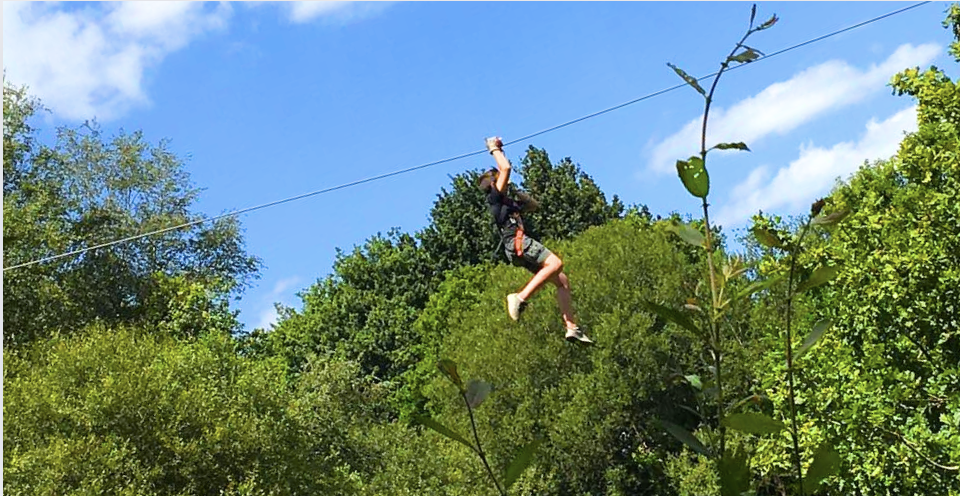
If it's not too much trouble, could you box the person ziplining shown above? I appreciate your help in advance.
[478,136,594,345]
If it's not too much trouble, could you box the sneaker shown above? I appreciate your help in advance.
[485,136,503,154]
[565,326,594,345]
[506,293,527,321]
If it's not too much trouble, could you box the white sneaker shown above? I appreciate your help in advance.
[565,326,594,345]
[506,293,527,321]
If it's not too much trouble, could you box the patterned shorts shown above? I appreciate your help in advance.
[504,235,552,274]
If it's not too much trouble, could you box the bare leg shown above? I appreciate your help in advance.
[517,253,563,301]
[550,271,577,330]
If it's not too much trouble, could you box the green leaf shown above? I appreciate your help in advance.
[795,265,839,293]
[728,394,766,412]
[465,379,492,408]
[711,142,751,152]
[503,438,542,489]
[678,404,704,419]
[751,226,783,249]
[437,359,464,391]
[802,443,840,493]
[719,445,751,496]
[676,156,710,198]
[667,63,706,96]
[661,420,712,458]
[642,301,702,335]
[811,209,851,226]
[795,319,832,360]
[666,222,706,248]
[685,374,703,390]
[729,48,761,64]
[413,416,477,454]
[758,14,779,30]
[732,274,784,303]
[722,412,786,435]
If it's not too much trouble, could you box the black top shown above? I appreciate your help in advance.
[486,188,523,244]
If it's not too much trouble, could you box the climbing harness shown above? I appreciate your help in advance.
[512,213,525,257]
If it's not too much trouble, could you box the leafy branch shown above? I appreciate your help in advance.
[414,359,540,495]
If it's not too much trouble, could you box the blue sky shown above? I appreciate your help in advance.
[4,1,952,331]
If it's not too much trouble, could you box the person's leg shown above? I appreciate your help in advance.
[550,270,593,344]
[506,241,558,321]
[517,253,563,301]
[548,271,577,330]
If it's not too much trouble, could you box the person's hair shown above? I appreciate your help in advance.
[516,191,540,212]
[477,168,498,192]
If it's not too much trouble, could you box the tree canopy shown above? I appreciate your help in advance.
[3,82,260,346]
[4,5,960,495]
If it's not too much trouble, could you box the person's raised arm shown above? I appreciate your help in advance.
[486,136,511,193]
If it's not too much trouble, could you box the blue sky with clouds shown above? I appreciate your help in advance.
[4,1,952,331]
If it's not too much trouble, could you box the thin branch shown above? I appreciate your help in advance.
[785,217,813,496]
[697,14,761,461]
[885,428,959,472]
[463,393,506,495]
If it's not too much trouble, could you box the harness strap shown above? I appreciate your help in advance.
[512,213,525,256]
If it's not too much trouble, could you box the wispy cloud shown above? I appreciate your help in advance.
[646,43,940,174]
[715,105,917,228]
[3,2,231,121]
[284,2,393,25]
[255,276,303,330]
[2,2,393,123]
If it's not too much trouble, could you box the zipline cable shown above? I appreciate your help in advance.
[2,1,932,273]
[503,1,932,146]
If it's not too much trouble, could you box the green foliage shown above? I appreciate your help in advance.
[418,170,501,272]
[262,146,625,389]
[746,9,960,493]
[722,413,786,435]
[664,451,720,496]
[718,445,751,496]
[659,8,782,494]
[667,63,707,96]
[513,146,625,242]
[418,146,623,274]
[810,11,960,490]
[7,6,960,496]
[3,325,385,495]
[256,229,432,381]
[403,220,703,494]
[3,83,260,347]
[676,156,710,198]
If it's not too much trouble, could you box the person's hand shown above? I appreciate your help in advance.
[485,136,503,153]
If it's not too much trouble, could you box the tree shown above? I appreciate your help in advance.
[396,220,706,495]
[3,83,260,346]
[418,146,625,275]
[3,324,385,495]
[259,229,433,381]
[263,146,626,385]
[418,170,501,274]
[514,146,625,242]
[746,6,960,493]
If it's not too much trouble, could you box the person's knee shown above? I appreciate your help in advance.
[546,254,563,271]
[558,272,570,289]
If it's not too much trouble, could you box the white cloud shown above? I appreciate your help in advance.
[288,2,350,23]
[3,2,231,121]
[3,2,393,122]
[285,2,392,24]
[714,105,917,228]
[256,306,281,332]
[255,276,303,330]
[647,43,940,174]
